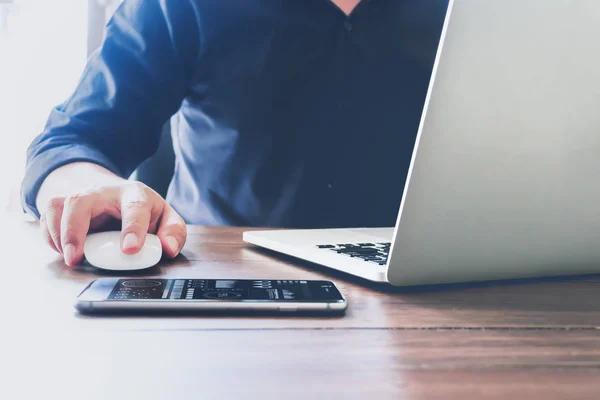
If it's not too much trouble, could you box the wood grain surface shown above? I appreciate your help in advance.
[2,220,599,399]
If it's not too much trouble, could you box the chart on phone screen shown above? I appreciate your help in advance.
[107,279,314,301]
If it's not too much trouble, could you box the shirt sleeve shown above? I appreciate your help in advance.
[20,0,200,218]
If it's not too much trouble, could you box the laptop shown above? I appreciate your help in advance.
[243,0,600,286]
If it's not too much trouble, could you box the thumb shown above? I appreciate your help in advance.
[156,204,187,258]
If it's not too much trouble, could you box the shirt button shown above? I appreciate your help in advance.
[344,20,352,31]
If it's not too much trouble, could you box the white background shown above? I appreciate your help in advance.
[0,0,121,215]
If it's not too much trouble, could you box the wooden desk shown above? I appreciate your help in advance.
[2,220,600,399]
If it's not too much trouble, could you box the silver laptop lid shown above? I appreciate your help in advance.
[388,0,600,286]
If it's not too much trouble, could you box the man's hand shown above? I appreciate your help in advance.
[38,181,187,267]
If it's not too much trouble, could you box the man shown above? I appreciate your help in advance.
[21,0,448,266]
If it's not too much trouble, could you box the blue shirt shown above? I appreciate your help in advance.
[21,0,448,228]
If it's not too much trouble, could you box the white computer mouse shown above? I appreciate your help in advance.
[83,231,162,271]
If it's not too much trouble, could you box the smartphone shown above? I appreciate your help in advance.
[75,278,347,314]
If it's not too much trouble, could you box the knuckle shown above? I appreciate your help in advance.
[45,197,65,213]
[84,182,108,193]
[123,182,154,203]
[63,192,90,208]
[128,181,152,195]
[126,199,150,210]
[135,182,160,201]
[122,219,148,232]
[131,181,149,190]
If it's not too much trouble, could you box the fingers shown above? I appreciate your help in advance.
[39,181,178,265]
[60,193,97,266]
[40,211,58,253]
[120,183,162,254]
[43,197,65,254]
[156,204,187,258]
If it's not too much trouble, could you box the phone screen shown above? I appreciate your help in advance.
[106,279,344,303]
